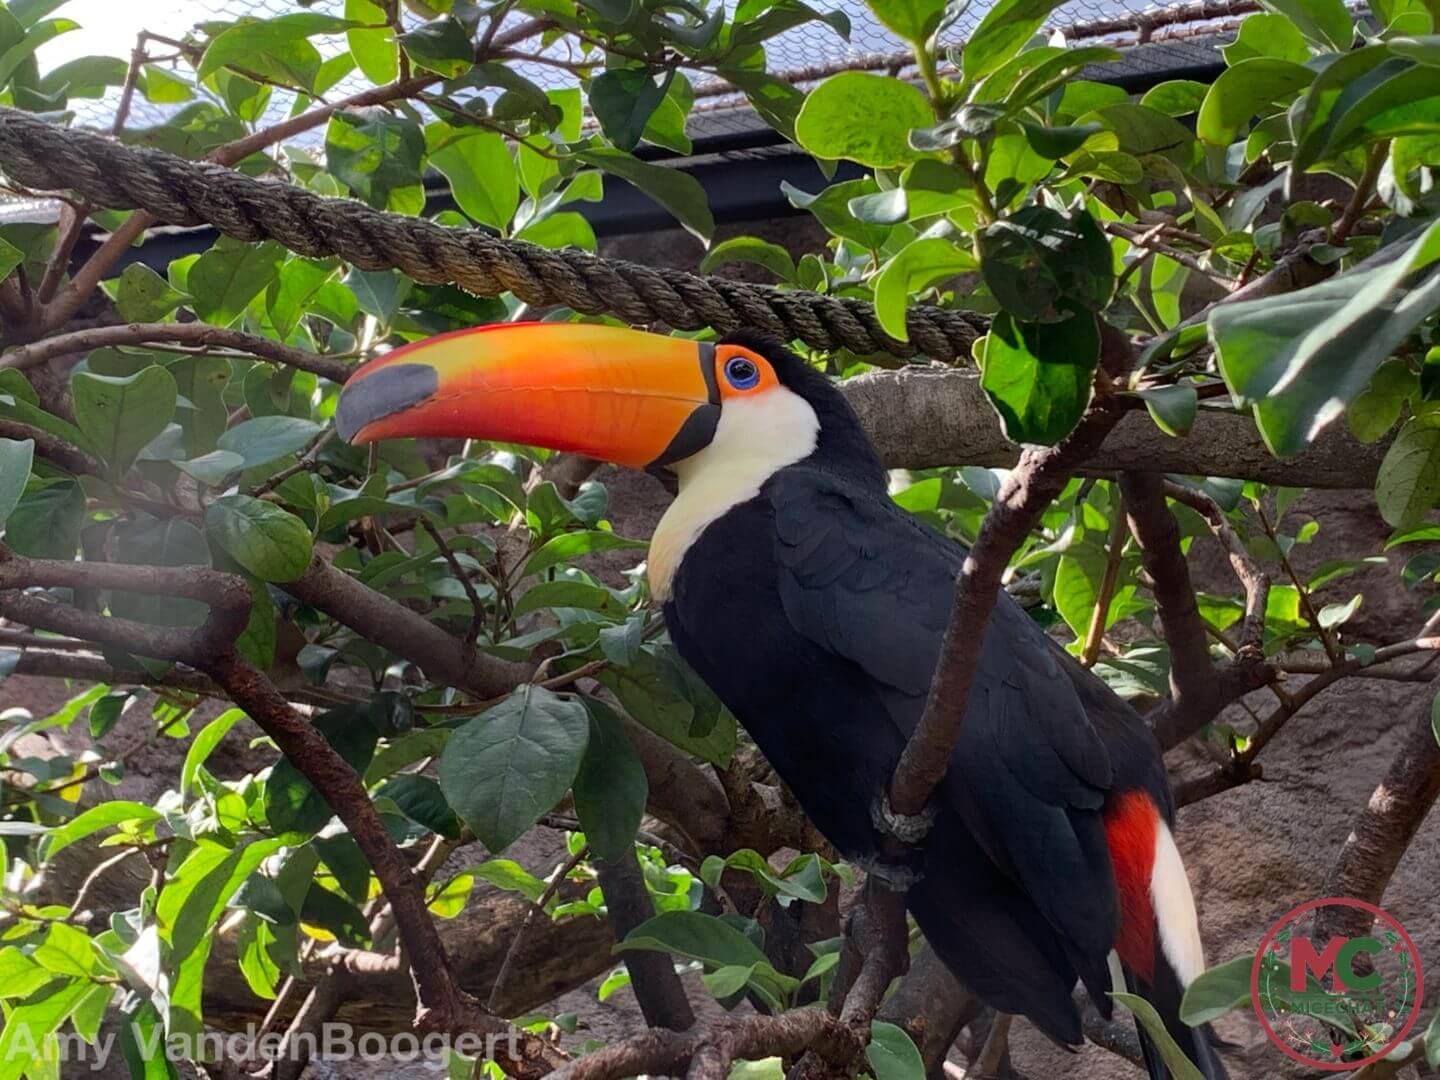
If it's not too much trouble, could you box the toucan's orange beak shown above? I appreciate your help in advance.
[334,323,719,470]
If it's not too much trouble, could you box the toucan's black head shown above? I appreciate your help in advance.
[333,322,886,490]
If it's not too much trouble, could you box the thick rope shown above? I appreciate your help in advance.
[0,108,985,362]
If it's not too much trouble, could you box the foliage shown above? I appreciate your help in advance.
[0,0,1438,1074]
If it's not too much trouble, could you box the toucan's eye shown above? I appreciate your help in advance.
[724,356,760,390]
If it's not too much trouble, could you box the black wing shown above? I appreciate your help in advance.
[770,468,1119,980]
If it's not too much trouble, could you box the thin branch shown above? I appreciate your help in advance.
[280,553,531,699]
[0,419,99,476]
[488,845,588,1013]
[1081,494,1127,667]
[888,326,1131,822]
[1161,482,1269,650]
[1333,142,1386,243]
[973,1012,1013,1079]
[1104,222,1237,288]
[252,429,336,497]
[552,1009,844,1080]
[419,517,487,648]
[1256,499,1340,663]
[1,322,353,384]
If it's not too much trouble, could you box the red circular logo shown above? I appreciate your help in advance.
[1251,898,1423,1070]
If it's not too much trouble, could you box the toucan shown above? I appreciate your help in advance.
[334,323,1226,1079]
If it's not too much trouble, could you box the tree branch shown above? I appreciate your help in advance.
[889,327,1131,820]
[281,552,530,699]
[1313,672,1440,943]
[201,651,566,1079]
[839,368,1386,489]
[0,322,353,384]
[0,418,101,475]
[595,850,696,1031]
[1123,474,1277,750]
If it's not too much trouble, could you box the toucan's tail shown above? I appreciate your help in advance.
[1105,791,1228,1080]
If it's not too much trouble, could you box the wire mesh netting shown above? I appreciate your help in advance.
[51,0,1266,135]
[2,0,1277,222]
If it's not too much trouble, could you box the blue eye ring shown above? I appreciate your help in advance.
[723,355,761,390]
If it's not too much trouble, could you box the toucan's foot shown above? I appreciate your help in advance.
[871,792,936,845]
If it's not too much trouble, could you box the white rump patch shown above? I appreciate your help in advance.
[1151,821,1206,986]
[648,387,818,602]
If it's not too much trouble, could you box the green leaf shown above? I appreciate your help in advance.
[266,257,337,341]
[590,68,672,152]
[0,978,93,1080]
[0,236,20,282]
[617,909,769,967]
[346,0,397,84]
[398,17,473,78]
[872,238,978,341]
[109,517,212,628]
[206,495,314,582]
[721,66,806,142]
[867,1021,925,1080]
[593,649,735,766]
[189,238,285,328]
[523,529,648,576]
[3,479,84,559]
[516,212,597,252]
[0,16,77,90]
[115,263,186,323]
[1375,414,1440,528]
[1258,0,1354,51]
[796,72,931,167]
[71,366,177,473]
[1136,385,1198,437]
[326,108,426,214]
[866,0,945,43]
[576,148,714,243]
[1222,13,1309,65]
[217,415,322,468]
[698,236,796,283]
[848,187,908,224]
[437,685,590,852]
[979,206,1114,321]
[198,14,355,90]
[1179,954,1254,1025]
[981,310,1098,446]
[182,708,246,796]
[1350,358,1416,443]
[1295,55,1440,172]
[963,0,1068,80]
[572,698,647,862]
[40,800,161,860]
[1019,120,1103,159]
[1111,993,1206,1080]
[1211,219,1440,456]
[425,124,519,230]
[1140,80,1209,117]
[157,836,286,1037]
[0,437,32,527]
[1197,58,1314,146]
[782,178,892,248]
[1089,103,1202,171]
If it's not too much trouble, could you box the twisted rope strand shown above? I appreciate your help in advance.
[0,107,984,362]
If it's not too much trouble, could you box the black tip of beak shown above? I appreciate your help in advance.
[334,363,440,443]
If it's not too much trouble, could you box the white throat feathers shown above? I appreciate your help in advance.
[647,387,819,602]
